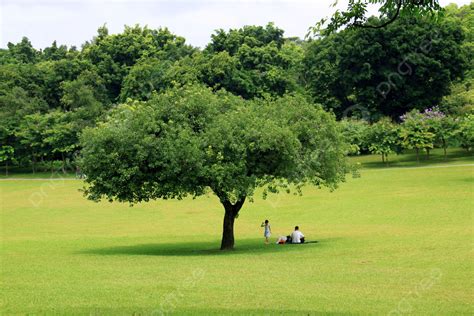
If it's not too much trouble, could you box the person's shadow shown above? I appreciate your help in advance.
[79,238,328,257]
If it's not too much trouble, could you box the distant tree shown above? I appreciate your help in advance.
[303,14,466,118]
[37,56,99,109]
[339,118,370,155]
[163,51,257,98]
[15,110,80,174]
[137,33,306,101]
[0,62,48,101]
[16,113,49,173]
[79,85,348,250]
[120,58,173,101]
[203,24,304,99]
[6,37,38,63]
[400,110,435,161]
[441,3,474,115]
[151,53,203,91]
[445,3,473,75]
[0,145,15,176]
[441,80,474,115]
[42,111,78,173]
[365,118,399,164]
[423,107,457,159]
[42,41,68,61]
[197,51,250,96]
[207,23,284,54]
[60,72,105,112]
[83,25,195,101]
[0,86,48,163]
[456,114,474,151]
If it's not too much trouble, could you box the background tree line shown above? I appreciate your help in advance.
[341,107,474,164]
[0,3,472,175]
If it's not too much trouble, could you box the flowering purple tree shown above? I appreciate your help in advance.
[400,107,458,160]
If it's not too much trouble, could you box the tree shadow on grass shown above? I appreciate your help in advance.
[79,238,338,257]
[183,308,354,315]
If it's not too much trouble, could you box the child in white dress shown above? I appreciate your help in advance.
[261,219,271,244]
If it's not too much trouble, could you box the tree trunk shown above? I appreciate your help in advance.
[5,160,8,176]
[32,154,36,174]
[426,148,430,159]
[220,197,246,250]
[415,148,419,162]
[442,139,447,160]
[61,152,66,174]
[381,153,385,163]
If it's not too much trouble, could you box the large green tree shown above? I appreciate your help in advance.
[304,14,466,119]
[199,23,304,99]
[83,25,195,101]
[79,85,348,250]
[159,23,304,99]
[120,28,306,102]
[441,3,473,114]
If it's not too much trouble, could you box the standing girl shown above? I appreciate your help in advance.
[261,219,271,244]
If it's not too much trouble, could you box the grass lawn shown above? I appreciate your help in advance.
[1,149,473,314]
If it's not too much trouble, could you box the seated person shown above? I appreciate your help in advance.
[290,226,305,243]
[276,236,287,244]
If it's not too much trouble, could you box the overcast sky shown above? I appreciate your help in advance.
[1,0,471,49]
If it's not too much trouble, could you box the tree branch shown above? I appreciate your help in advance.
[353,0,403,29]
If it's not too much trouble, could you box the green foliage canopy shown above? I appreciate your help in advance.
[365,117,400,163]
[304,14,466,119]
[400,109,436,160]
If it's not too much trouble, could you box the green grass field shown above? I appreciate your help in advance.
[1,149,473,315]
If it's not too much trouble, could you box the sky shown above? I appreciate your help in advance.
[0,0,471,49]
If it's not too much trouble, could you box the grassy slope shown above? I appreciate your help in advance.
[1,149,473,315]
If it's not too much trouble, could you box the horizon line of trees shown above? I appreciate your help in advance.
[0,3,472,175]
[341,107,474,164]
